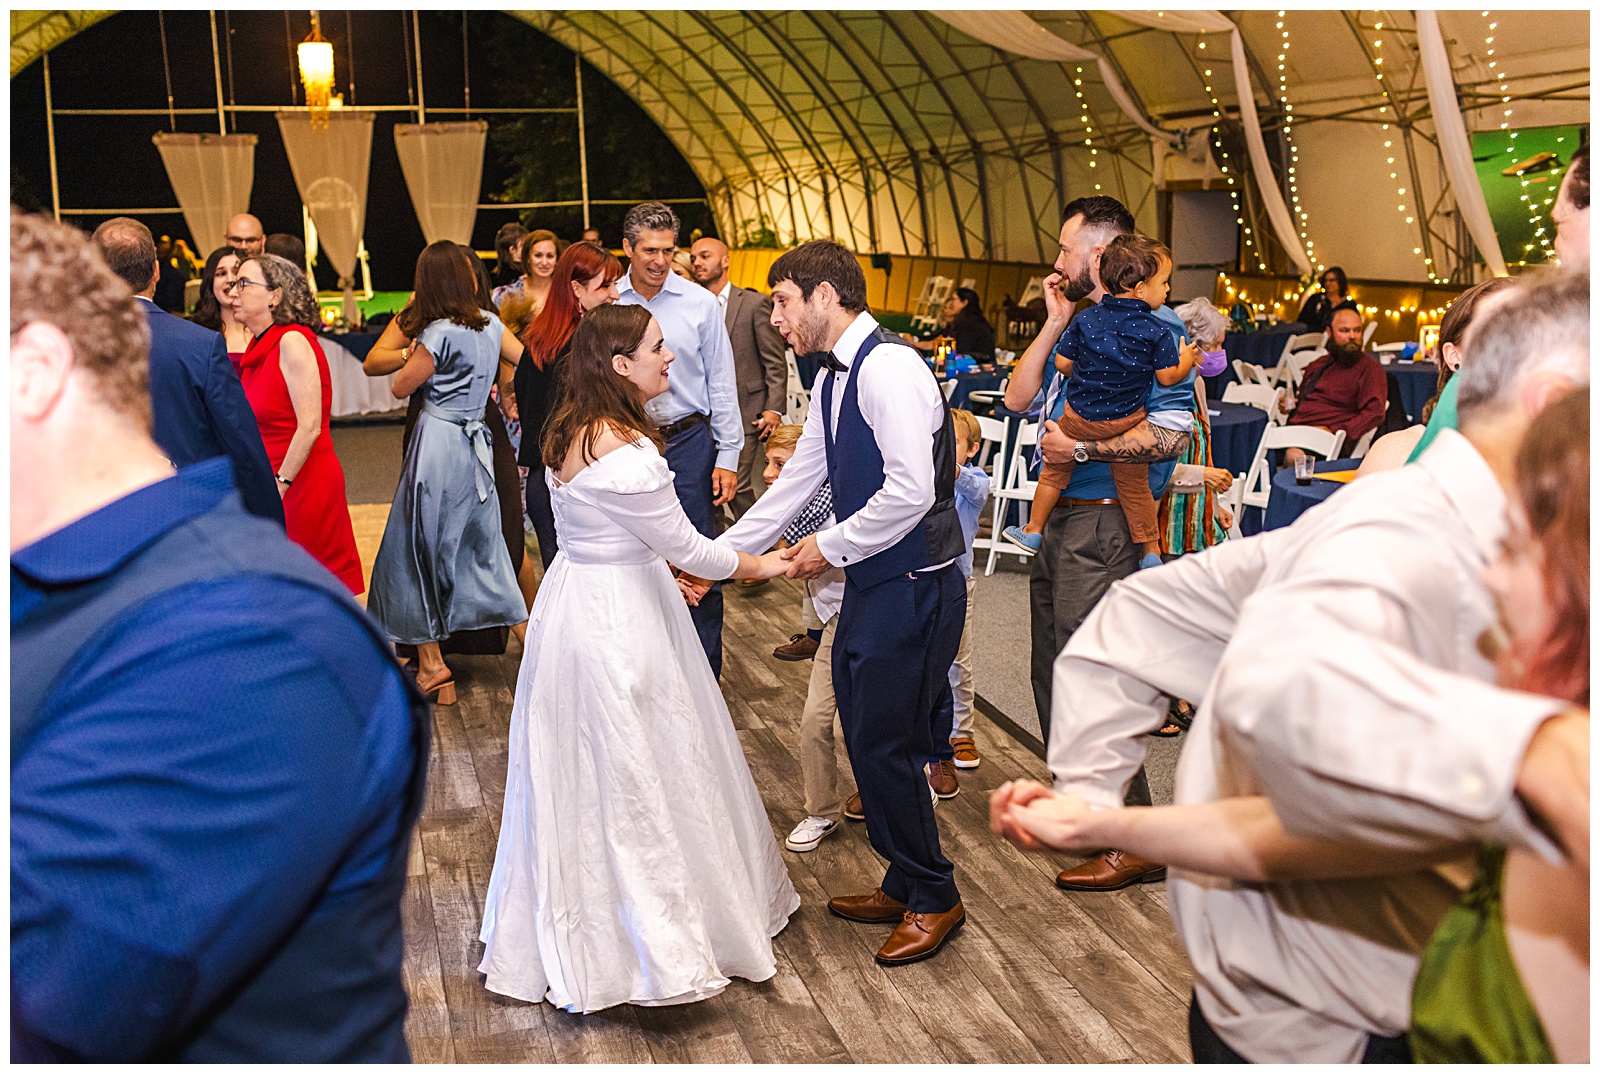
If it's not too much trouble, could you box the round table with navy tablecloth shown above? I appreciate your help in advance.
[1206,401,1270,477]
[1262,458,1362,530]
[1385,360,1441,424]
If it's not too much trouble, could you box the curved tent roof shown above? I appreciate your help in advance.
[12,9,1589,281]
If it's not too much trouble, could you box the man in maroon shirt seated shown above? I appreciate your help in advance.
[1279,306,1386,463]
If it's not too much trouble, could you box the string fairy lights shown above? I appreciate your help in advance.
[1273,11,1317,270]
[1071,67,1103,193]
[1193,43,1267,272]
[1360,12,1443,284]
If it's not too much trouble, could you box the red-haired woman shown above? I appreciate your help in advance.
[514,240,623,566]
[995,388,1591,1062]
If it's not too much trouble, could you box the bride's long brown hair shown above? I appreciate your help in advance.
[541,303,664,469]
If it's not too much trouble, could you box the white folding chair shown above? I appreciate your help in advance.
[941,378,958,401]
[783,348,810,425]
[984,420,1040,576]
[969,415,1012,563]
[1218,473,1247,541]
[1269,331,1328,386]
[1279,346,1326,390]
[1221,382,1278,412]
[1361,320,1378,348]
[1349,427,1377,459]
[1238,424,1347,516]
[1233,360,1269,386]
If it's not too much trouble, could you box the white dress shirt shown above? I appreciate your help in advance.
[712,279,731,311]
[617,270,744,471]
[718,311,946,571]
[1046,428,1563,1063]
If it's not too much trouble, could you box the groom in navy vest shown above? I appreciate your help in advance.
[718,241,968,965]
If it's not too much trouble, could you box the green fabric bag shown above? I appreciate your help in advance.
[1409,846,1556,1063]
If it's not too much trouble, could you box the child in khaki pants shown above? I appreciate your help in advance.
[1003,234,1198,569]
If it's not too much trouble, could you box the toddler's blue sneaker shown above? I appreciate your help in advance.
[1140,552,1165,570]
[1002,526,1042,554]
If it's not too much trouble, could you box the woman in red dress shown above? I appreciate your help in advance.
[231,254,365,594]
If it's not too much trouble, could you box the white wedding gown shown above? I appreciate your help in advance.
[479,439,799,1013]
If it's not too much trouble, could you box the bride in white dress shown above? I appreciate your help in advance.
[479,304,799,1013]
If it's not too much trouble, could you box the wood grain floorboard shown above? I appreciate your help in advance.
[398,566,1194,1062]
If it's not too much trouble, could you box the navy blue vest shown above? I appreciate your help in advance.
[820,325,966,589]
[12,494,429,1063]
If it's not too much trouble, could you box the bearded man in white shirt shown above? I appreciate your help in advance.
[993,267,1589,1063]
[719,240,969,967]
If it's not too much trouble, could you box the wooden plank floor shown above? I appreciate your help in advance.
[399,572,1193,1063]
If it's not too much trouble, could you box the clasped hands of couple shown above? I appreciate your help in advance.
[674,533,835,606]
[989,779,1111,856]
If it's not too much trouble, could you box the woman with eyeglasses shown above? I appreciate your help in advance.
[189,246,251,372]
[1295,266,1357,335]
[232,254,364,595]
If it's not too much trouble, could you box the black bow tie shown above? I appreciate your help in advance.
[813,352,848,374]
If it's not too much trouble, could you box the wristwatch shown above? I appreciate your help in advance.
[1073,441,1090,464]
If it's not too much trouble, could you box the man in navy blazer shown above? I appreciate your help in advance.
[91,218,284,525]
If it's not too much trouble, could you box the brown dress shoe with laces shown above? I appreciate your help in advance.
[926,759,960,799]
[772,633,819,661]
[1054,850,1167,891]
[827,888,908,923]
[875,903,966,965]
[843,792,865,821]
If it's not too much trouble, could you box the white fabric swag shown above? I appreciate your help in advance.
[277,110,375,321]
[394,121,488,247]
[1416,11,1508,277]
[1109,11,1314,278]
[151,132,257,255]
[932,11,1179,146]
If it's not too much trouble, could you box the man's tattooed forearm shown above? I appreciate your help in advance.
[1082,425,1191,463]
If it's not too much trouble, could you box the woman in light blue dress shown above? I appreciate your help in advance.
[368,242,529,703]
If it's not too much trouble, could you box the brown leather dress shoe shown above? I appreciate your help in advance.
[772,633,819,661]
[843,792,865,821]
[926,759,960,799]
[875,904,966,965]
[1054,850,1167,891]
[739,576,770,589]
[827,887,908,923]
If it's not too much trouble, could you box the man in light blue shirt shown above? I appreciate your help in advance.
[617,201,743,677]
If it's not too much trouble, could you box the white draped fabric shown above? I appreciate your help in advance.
[1416,11,1508,277]
[932,11,1180,146]
[151,132,256,255]
[1111,11,1313,277]
[393,121,488,247]
[277,111,375,321]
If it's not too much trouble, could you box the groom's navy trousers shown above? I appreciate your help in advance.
[663,417,724,678]
[834,563,967,915]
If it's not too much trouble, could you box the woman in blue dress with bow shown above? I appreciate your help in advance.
[368,242,529,703]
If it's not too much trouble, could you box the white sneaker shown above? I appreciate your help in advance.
[784,815,840,853]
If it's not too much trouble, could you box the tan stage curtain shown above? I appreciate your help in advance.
[277,110,375,320]
[394,121,488,247]
[151,132,257,255]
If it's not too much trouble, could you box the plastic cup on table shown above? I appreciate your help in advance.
[1294,455,1316,486]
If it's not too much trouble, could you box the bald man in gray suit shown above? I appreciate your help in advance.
[690,237,789,520]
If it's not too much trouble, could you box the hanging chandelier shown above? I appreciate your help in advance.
[297,11,336,129]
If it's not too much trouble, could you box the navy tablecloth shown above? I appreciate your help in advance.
[1262,458,1362,531]
[947,370,1005,410]
[320,331,381,363]
[1206,401,1269,477]
[1386,360,1440,424]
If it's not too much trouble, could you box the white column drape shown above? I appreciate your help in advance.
[151,132,256,255]
[276,110,375,321]
[1112,10,1313,277]
[393,121,489,246]
[1416,11,1508,277]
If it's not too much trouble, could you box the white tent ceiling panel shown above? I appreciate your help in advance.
[14,9,1587,278]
